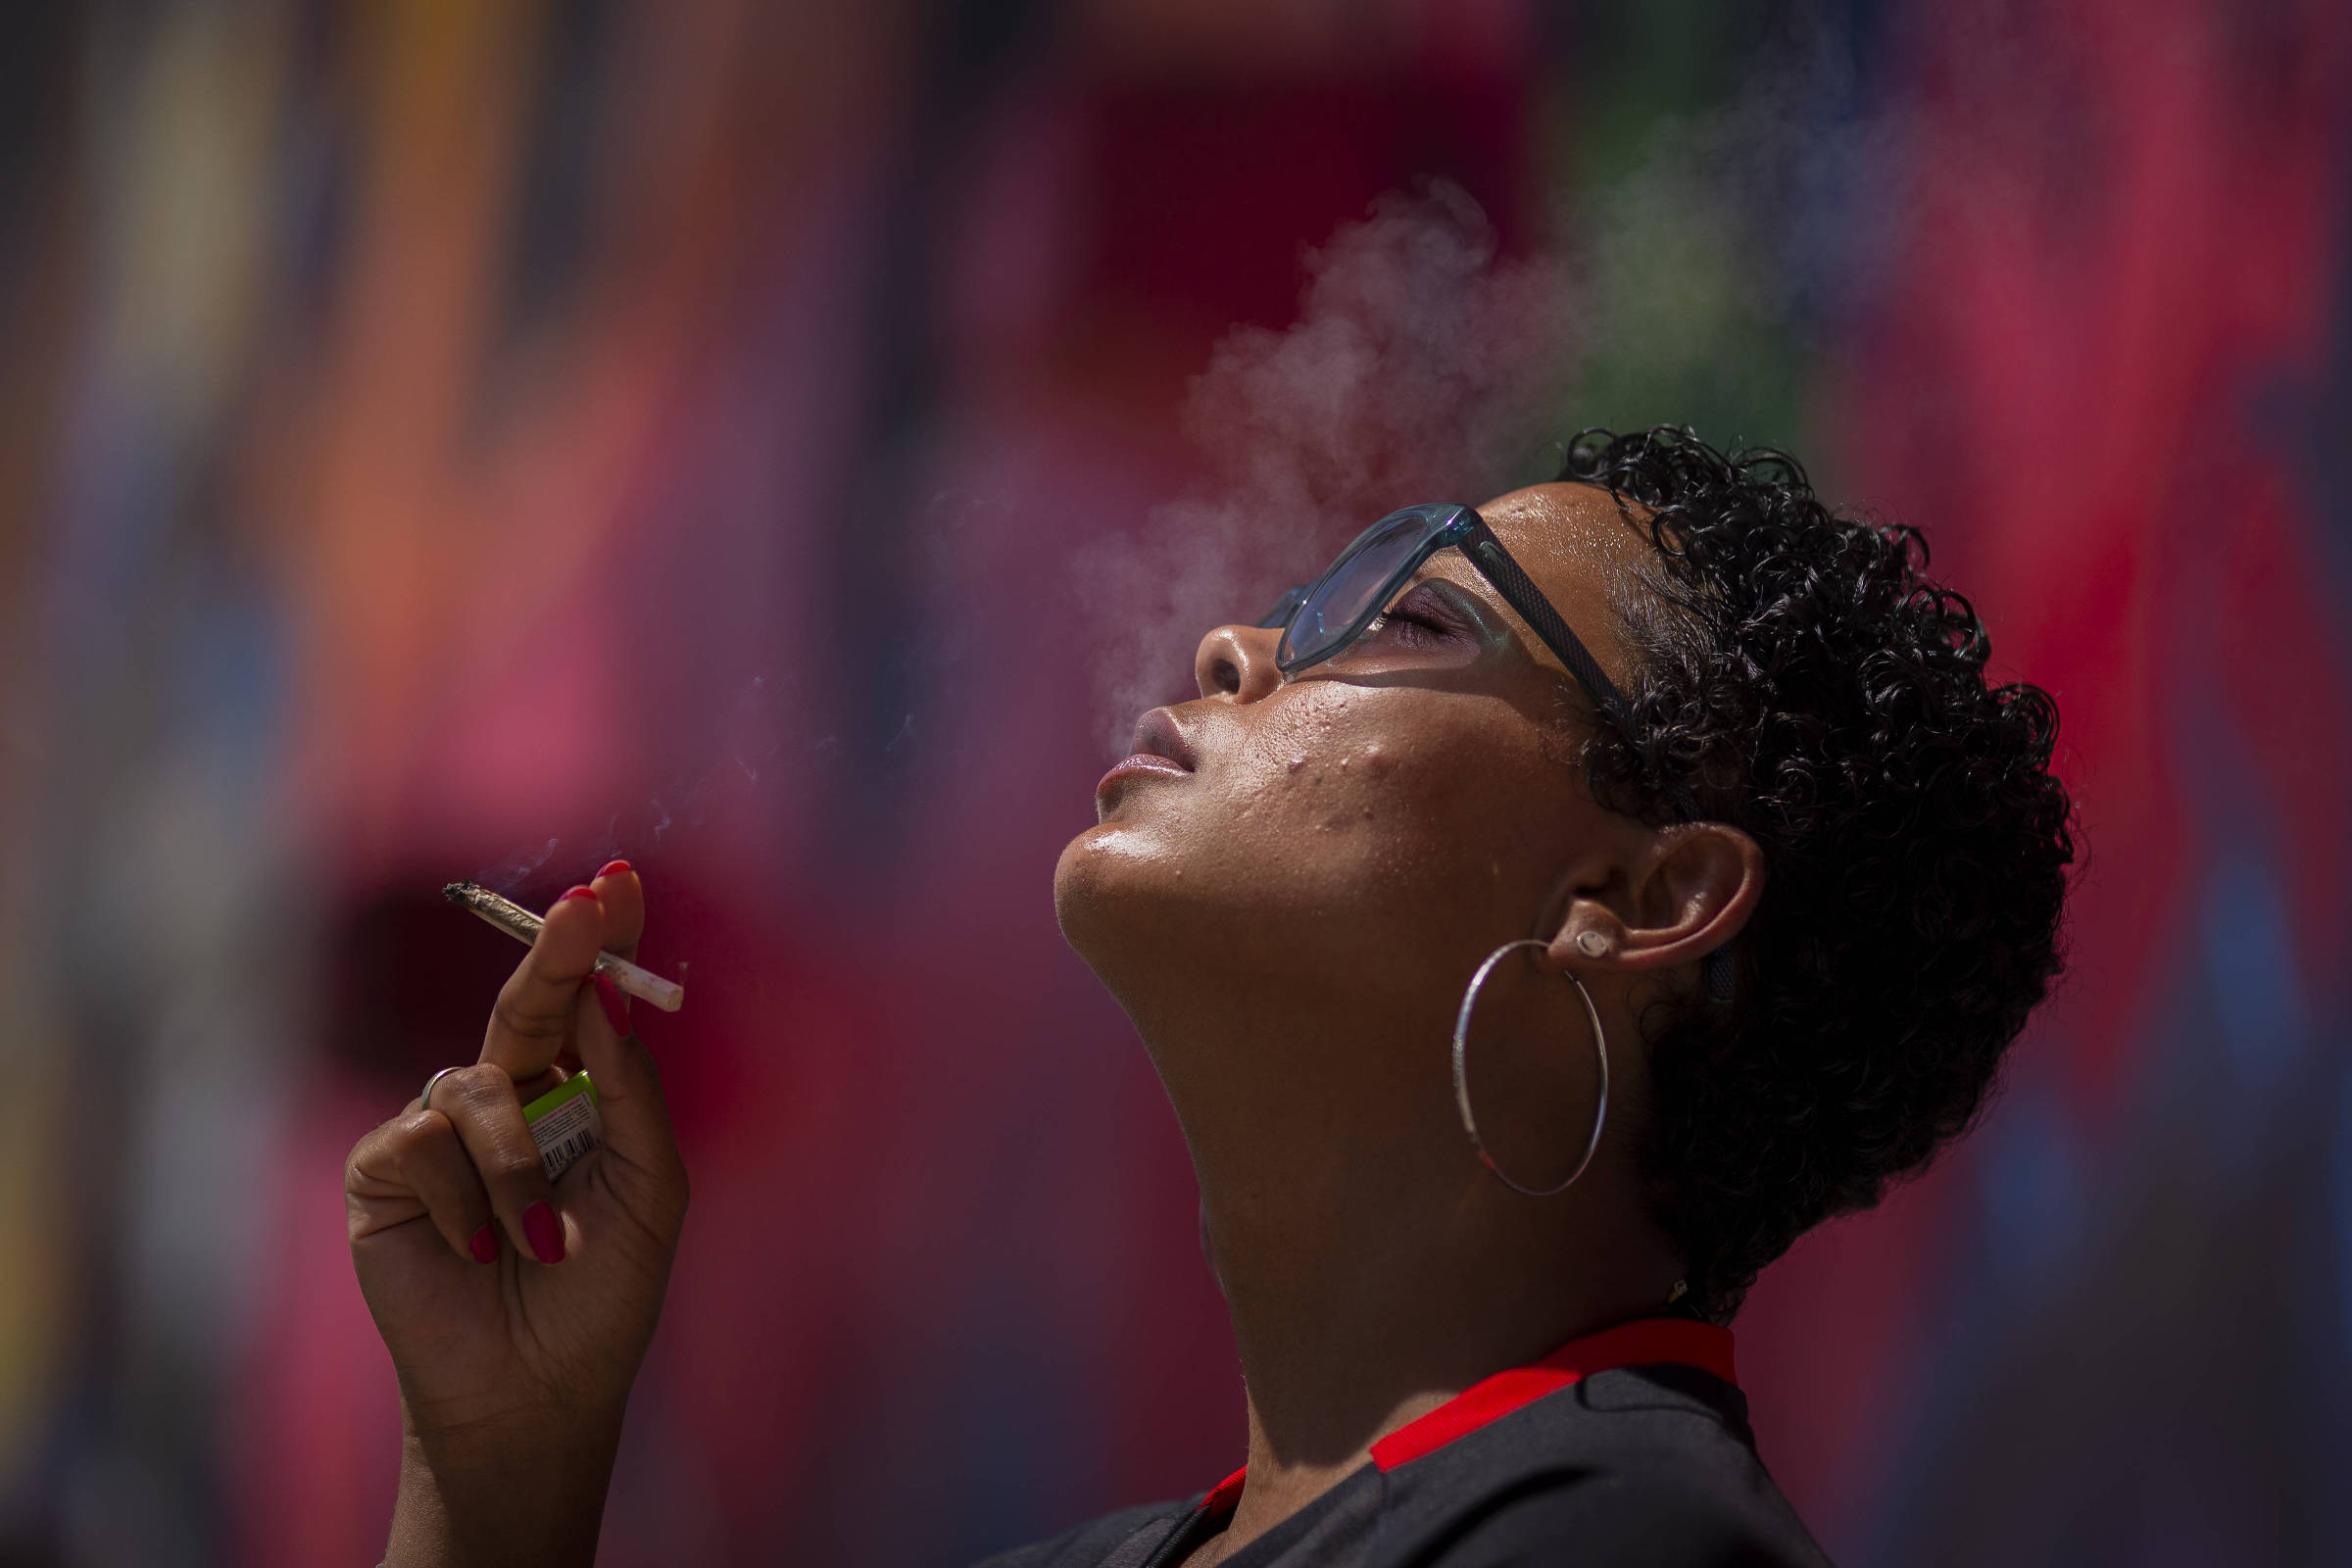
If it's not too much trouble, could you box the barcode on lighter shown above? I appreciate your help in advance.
[522,1073,605,1184]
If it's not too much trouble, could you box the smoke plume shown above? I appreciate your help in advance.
[1076,181,1581,755]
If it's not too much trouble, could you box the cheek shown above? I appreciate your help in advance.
[1205,686,1564,914]
[1055,683,1578,966]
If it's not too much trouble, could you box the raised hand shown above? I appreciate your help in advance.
[346,862,687,1568]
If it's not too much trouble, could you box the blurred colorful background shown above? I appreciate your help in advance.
[4,1,2350,1563]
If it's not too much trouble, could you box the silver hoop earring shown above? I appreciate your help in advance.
[1451,938,1610,1198]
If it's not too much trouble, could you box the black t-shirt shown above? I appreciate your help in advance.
[977,1319,1831,1568]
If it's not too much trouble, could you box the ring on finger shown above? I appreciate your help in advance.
[420,1065,464,1111]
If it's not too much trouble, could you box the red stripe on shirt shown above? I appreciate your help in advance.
[1370,1318,1736,1472]
[1195,1316,1736,1524]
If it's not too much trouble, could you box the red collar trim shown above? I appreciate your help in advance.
[1200,1465,1250,1519]
[1370,1317,1735,1472]
[1196,1316,1736,1520]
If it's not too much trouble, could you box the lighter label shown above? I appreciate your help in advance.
[521,1072,604,1184]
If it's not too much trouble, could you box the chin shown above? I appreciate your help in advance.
[1052,811,1237,993]
[1053,818,1151,966]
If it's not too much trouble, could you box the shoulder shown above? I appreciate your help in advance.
[1387,1366,1833,1567]
[969,1496,1195,1568]
[1430,1468,1831,1568]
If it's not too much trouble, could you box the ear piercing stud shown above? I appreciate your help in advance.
[1574,930,1610,958]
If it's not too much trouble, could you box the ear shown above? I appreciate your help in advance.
[1545,822,1766,975]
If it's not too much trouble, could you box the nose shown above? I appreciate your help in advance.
[1196,623,1285,703]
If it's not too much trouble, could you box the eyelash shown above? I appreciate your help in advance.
[1371,599,1451,646]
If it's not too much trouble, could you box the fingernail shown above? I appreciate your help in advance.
[524,1201,565,1265]
[469,1224,499,1264]
[594,972,631,1037]
[597,858,631,879]
[561,885,597,904]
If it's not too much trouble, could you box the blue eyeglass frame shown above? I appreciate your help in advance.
[1253,503,1632,727]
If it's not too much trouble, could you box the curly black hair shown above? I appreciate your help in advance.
[1555,426,2075,1320]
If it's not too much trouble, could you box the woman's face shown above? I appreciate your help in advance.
[1054,482,1661,1083]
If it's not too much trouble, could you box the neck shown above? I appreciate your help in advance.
[1145,1003,1684,1561]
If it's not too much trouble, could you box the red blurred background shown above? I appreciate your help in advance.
[3,2,2350,1563]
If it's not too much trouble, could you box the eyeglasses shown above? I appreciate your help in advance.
[1254,503,1631,726]
[1259,503,1732,996]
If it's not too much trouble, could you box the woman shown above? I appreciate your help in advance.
[347,428,2074,1566]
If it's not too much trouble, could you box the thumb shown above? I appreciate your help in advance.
[570,973,683,1186]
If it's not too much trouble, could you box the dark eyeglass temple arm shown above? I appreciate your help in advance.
[1463,534,1631,720]
[1470,527,1730,997]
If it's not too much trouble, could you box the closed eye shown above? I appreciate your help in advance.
[1368,583,1467,647]
[1368,611,1446,648]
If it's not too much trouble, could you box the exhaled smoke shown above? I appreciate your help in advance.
[478,836,562,891]
[471,671,802,897]
[1076,181,1581,756]
[1070,10,1903,757]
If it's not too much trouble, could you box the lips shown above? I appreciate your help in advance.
[1127,708,1197,771]
[1095,707,1197,803]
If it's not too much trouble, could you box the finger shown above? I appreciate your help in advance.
[589,858,643,963]
[433,1063,567,1264]
[575,860,645,1077]
[346,1106,499,1263]
[481,886,606,1079]
[572,973,686,1203]
[514,1064,567,1103]
[559,858,638,1076]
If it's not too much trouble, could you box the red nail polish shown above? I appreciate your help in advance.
[597,858,631,879]
[469,1224,499,1264]
[524,1201,565,1265]
[561,885,597,903]
[594,972,631,1037]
